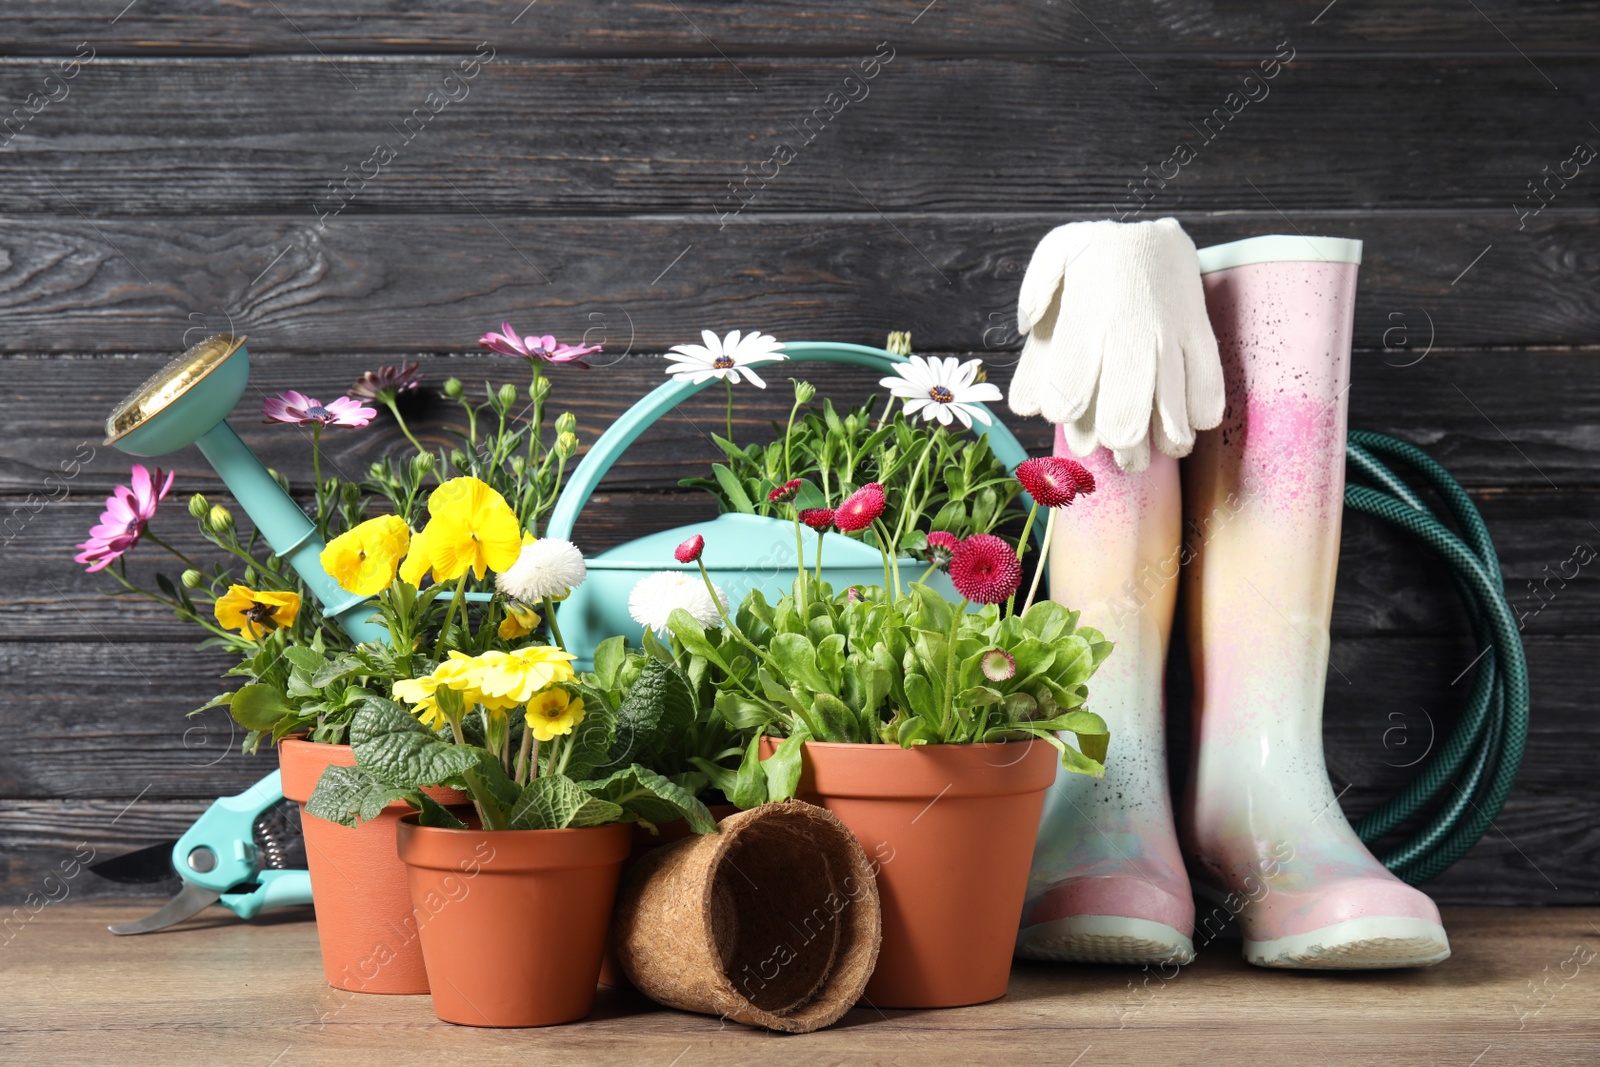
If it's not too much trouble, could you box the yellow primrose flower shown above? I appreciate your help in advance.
[498,599,542,640]
[415,476,520,582]
[392,672,449,729]
[321,515,412,596]
[473,644,577,707]
[214,585,301,638]
[392,652,504,727]
[525,688,585,742]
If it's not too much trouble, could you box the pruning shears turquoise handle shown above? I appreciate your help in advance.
[221,867,314,918]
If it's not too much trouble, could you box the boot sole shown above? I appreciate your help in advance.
[1246,916,1451,970]
[1017,915,1196,966]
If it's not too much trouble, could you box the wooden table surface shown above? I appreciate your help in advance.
[4,904,1598,1066]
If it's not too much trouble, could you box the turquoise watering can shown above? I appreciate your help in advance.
[104,335,386,642]
[546,341,1037,668]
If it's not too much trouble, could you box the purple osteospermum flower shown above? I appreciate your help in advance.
[349,361,422,402]
[74,464,175,573]
[262,390,376,428]
[479,322,601,366]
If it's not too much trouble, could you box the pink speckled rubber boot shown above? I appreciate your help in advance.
[1180,235,1450,968]
[1016,446,1196,966]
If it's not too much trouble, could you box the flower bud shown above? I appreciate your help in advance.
[498,382,519,409]
[180,569,204,589]
[511,455,527,476]
[556,431,579,457]
[886,330,912,356]
[188,493,210,520]
[554,411,577,436]
[411,451,436,475]
[443,377,464,399]
[793,379,817,404]
[368,461,386,480]
[844,414,860,436]
[268,469,292,494]
[450,449,468,469]
[529,376,551,402]
[341,482,360,505]
[207,504,235,534]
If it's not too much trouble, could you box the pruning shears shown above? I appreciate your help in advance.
[93,771,313,934]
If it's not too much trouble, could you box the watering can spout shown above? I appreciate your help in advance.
[103,335,385,642]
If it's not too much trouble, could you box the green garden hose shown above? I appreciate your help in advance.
[1342,429,1530,884]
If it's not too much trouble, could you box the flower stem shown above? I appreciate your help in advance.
[1020,508,1057,615]
[792,512,807,615]
[782,392,803,482]
[541,595,567,651]
[939,598,969,739]
[891,428,942,554]
[143,532,201,571]
[311,423,325,529]
[1007,501,1041,616]
[435,571,469,657]
[872,519,900,598]
[695,559,772,668]
[814,531,825,584]
[385,398,427,455]
[724,379,734,442]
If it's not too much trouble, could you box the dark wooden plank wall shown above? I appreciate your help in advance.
[0,3,1595,907]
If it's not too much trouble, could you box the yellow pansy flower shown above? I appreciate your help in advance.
[397,522,434,587]
[321,515,412,596]
[214,585,301,638]
[525,688,585,742]
[416,476,520,582]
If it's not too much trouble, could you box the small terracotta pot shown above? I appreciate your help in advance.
[599,803,738,989]
[762,737,1058,1008]
[395,816,632,1027]
[278,739,467,994]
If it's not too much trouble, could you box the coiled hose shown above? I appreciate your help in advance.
[1342,429,1530,884]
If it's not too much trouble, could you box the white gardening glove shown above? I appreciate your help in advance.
[1009,217,1223,472]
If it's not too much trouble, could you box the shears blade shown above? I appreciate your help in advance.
[107,881,224,935]
[88,841,181,884]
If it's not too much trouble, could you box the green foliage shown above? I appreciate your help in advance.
[678,576,1114,803]
[682,393,1024,549]
[305,696,716,834]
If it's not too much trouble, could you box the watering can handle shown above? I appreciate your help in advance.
[544,341,1034,543]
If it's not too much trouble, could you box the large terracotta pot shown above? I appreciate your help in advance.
[395,816,632,1027]
[763,737,1058,1008]
[278,739,467,994]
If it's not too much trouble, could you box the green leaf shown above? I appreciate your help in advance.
[189,690,236,718]
[713,464,756,513]
[667,608,731,670]
[508,774,625,830]
[811,692,858,743]
[902,673,940,728]
[592,636,628,690]
[897,717,941,747]
[579,764,716,834]
[769,632,832,694]
[715,690,778,730]
[312,654,364,689]
[283,645,325,676]
[728,734,770,810]
[760,729,809,802]
[229,684,292,731]
[305,764,414,828]
[415,792,468,829]
[349,698,479,788]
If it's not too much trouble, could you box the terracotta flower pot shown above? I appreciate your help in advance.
[599,803,739,989]
[278,739,468,994]
[763,736,1058,1008]
[395,816,632,1027]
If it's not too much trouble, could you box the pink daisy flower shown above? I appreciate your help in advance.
[261,391,375,428]
[833,483,886,534]
[920,530,960,571]
[349,361,422,402]
[798,508,835,532]
[74,464,175,573]
[675,534,705,563]
[479,322,601,366]
[948,533,1023,605]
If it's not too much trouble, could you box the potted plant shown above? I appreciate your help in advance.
[659,385,1114,1008]
[304,588,714,1026]
[74,324,597,995]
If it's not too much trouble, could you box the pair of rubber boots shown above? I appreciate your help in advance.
[1017,235,1452,970]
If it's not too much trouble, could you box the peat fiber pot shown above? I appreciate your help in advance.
[763,737,1058,1008]
[598,804,739,989]
[279,739,468,994]
[613,800,882,1033]
[395,816,632,1027]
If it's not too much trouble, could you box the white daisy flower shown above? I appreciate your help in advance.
[495,538,587,602]
[629,570,729,637]
[880,354,1004,429]
[664,329,787,389]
